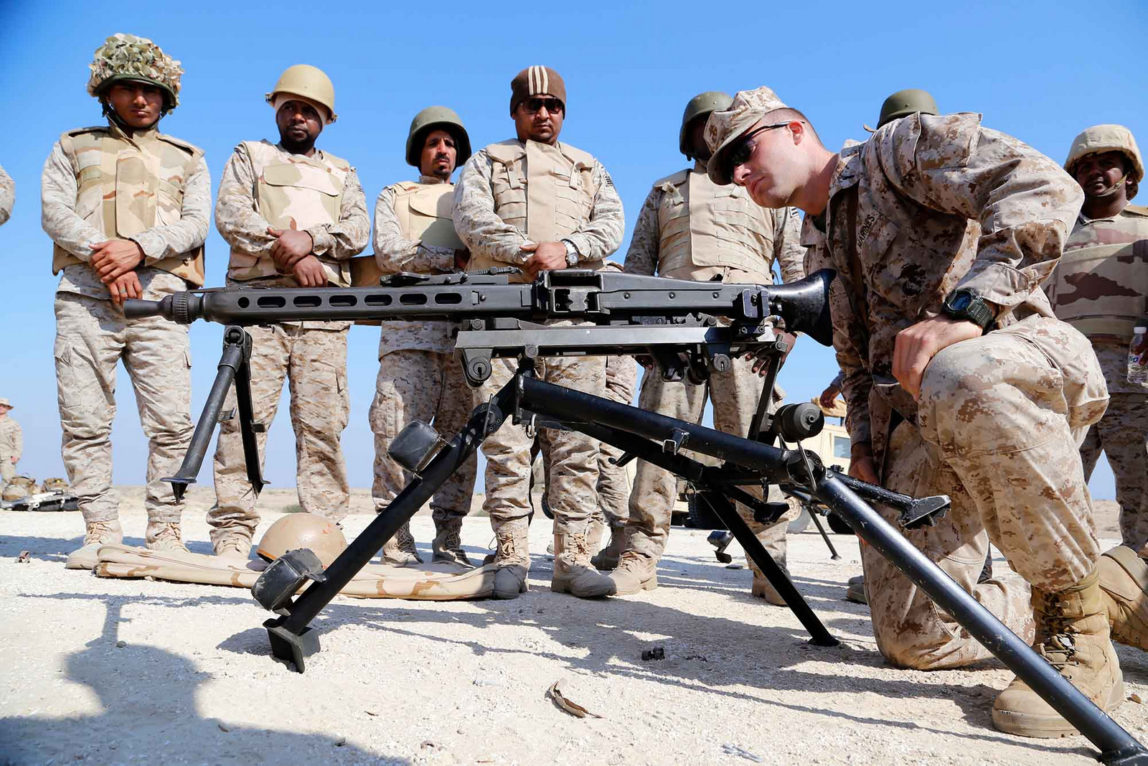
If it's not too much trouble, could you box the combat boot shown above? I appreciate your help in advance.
[381,521,423,566]
[146,520,189,554]
[491,518,530,599]
[432,516,471,566]
[591,525,627,571]
[845,574,868,605]
[1097,545,1148,651]
[750,552,790,606]
[214,534,252,562]
[65,519,124,570]
[609,551,658,595]
[552,532,615,598]
[991,570,1124,738]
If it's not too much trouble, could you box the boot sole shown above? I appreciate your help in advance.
[991,679,1126,738]
[551,579,617,598]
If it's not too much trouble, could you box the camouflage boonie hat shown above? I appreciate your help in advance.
[88,34,182,111]
[705,86,789,185]
[1065,124,1144,194]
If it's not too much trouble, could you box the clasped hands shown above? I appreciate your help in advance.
[268,227,326,286]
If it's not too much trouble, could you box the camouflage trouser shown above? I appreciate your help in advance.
[596,357,637,527]
[866,316,1106,670]
[1079,391,1148,552]
[625,355,792,565]
[368,349,478,523]
[208,323,350,545]
[53,293,192,524]
[0,453,15,484]
[477,344,605,537]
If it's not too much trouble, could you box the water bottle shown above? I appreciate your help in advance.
[1128,323,1148,386]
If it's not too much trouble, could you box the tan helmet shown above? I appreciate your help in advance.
[1064,124,1143,194]
[3,476,38,502]
[405,106,472,168]
[256,513,347,567]
[864,89,939,132]
[680,91,733,158]
[87,33,183,112]
[266,64,338,123]
[42,477,70,493]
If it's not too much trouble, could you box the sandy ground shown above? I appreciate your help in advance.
[1,489,1145,765]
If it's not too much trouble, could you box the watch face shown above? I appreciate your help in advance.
[950,292,972,311]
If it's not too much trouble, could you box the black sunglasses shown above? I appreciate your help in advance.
[523,97,564,115]
[723,121,793,178]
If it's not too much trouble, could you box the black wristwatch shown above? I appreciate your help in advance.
[942,289,995,332]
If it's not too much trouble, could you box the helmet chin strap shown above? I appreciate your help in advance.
[1089,173,1127,200]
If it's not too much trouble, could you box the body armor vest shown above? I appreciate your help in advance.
[227,140,351,286]
[52,127,205,286]
[392,181,464,251]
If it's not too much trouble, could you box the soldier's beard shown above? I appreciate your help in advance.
[279,130,316,155]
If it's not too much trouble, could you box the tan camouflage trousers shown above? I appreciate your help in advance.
[477,348,605,537]
[624,356,791,566]
[368,349,478,522]
[53,293,192,524]
[209,323,350,545]
[1079,392,1148,553]
[596,356,637,527]
[0,454,15,484]
[866,316,1106,670]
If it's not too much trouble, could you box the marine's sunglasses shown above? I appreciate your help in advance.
[523,97,565,114]
[723,121,793,178]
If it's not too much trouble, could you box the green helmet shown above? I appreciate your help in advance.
[875,89,938,129]
[87,33,183,112]
[405,106,471,169]
[680,91,733,158]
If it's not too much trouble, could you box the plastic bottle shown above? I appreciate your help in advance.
[1128,323,1148,385]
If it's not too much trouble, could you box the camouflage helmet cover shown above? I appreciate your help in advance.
[3,476,39,502]
[680,91,733,158]
[256,512,348,568]
[405,106,472,168]
[1065,124,1144,194]
[87,33,183,111]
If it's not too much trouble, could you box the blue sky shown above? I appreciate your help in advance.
[1,0,1144,498]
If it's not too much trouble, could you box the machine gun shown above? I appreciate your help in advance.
[124,270,1147,765]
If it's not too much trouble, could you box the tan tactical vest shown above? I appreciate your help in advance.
[1048,206,1148,344]
[653,166,776,283]
[52,127,205,286]
[227,140,351,286]
[473,139,600,282]
[392,181,464,251]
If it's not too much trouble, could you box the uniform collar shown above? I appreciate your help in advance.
[106,118,159,145]
[418,174,449,185]
[827,142,864,198]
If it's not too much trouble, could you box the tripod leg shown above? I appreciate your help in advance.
[806,507,841,560]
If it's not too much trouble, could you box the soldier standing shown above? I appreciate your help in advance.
[0,164,13,225]
[706,85,1121,737]
[43,34,207,568]
[453,65,624,599]
[588,348,638,570]
[0,399,22,485]
[368,107,477,565]
[613,92,806,599]
[209,65,369,559]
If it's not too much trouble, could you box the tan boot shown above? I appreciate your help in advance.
[214,534,252,562]
[381,521,423,566]
[585,516,607,557]
[552,532,615,598]
[146,521,189,554]
[991,570,1124,738]
[845,574,868,605]
[750,554,790,606]
[65,519,124,570]
[491,518,530,599]
[609,551,658,595]
[432,516,471,566]
[591,525,627,571]
[1097,545,1148,651]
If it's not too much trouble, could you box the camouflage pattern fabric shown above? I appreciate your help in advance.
[368,349,478,524]
[87,33,183,107]
[0,417,23,478]
[208,323,350,546]
[0,163,13,225]
[53,293,193,524]
[597,355,637,526]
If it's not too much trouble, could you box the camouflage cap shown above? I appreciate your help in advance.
[705,86,788,185]
[87,33,183,111]
[510,65,566,115]
[1065,124,1144,190]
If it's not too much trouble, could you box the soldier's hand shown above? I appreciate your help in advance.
[292,255,327,287]
[819,382,842,410]
[454,249,471,270]
[848,442,878,484]
[744,331,796,376]
[268,227,314,270]
[893,316,982,399]
[91,239,144,282]
[521,241,567,280]
[107,270,142,306]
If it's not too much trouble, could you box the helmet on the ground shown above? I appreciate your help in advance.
[3,476,39,501]
[87,33,183,112]
[266,64,338,123]
[42,477,70,493]
[405,106,471,168]
[680,91,733,158]
[256,513,347,567]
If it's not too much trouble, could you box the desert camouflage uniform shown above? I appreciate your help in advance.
[209,140,369,545]
[42,121,208,526]
[1048,207,1148,553]
[0,164,13,225]
[807,113,1105,669]
[453,138,624,550]
[622,160,806,575]
[368,175,477,552]
[0,416,23,484]
[597,354,637,527]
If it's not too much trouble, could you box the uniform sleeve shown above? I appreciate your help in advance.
[308,166,370,260]
[623,187,661,275]
[41,139,107,259]
[132,154,210,263]
[0,164,13,226]
[214,144,276,257]
[373,185,455,274]
[453,150,530,265]
[564,160,625,261]
[882,114,1084,312]
[772,206,807,283]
